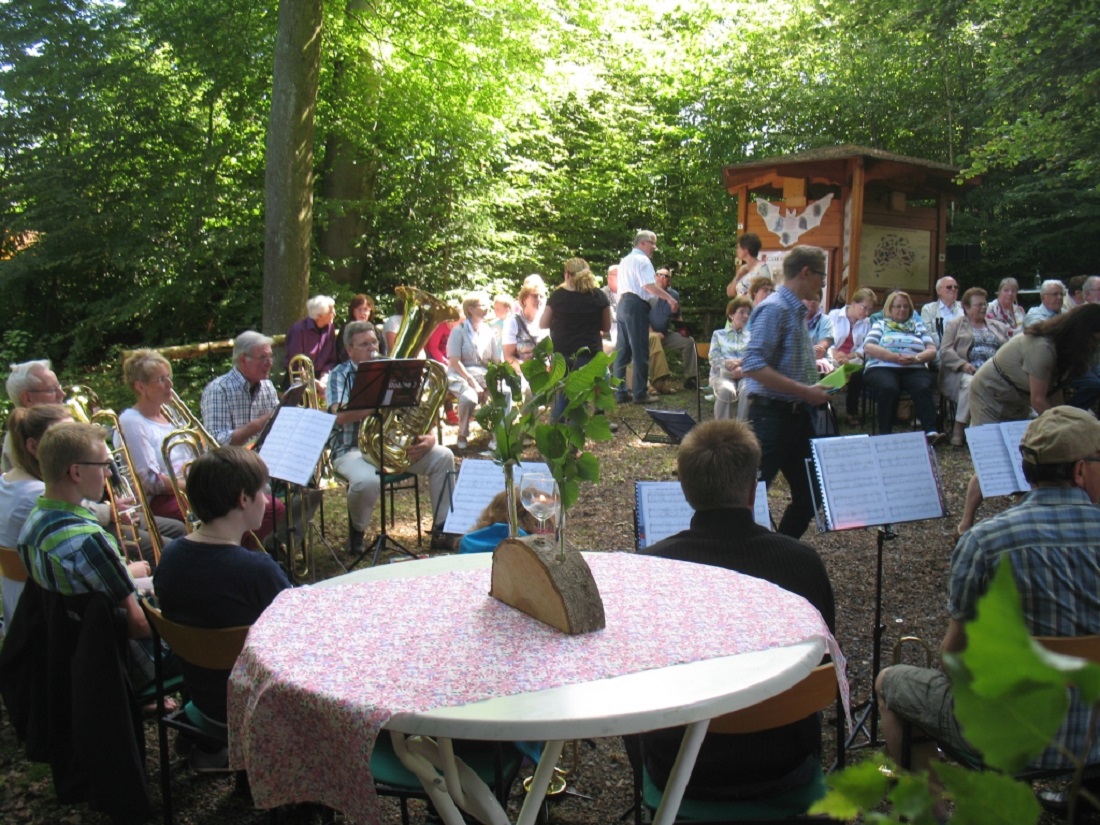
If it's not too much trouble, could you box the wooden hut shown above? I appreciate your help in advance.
[722,145,979,308]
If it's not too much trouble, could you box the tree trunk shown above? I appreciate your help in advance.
[263,0,324,337]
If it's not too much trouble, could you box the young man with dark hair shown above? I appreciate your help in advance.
[640,418,835,801]
[153,446,292,770]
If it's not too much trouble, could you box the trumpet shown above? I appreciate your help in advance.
[64,386,164,565]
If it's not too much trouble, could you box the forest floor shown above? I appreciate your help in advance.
[0,382,1078,824]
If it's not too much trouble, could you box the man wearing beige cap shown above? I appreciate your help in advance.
[875,405,1100,791]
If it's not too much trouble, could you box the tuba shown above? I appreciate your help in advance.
[360,286,458,472]
[64,386,165,564]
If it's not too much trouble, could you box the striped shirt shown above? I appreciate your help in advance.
[740,286,816,401]
[200,367,278,446]
[18,497,134,604]
[949,486,1100,769]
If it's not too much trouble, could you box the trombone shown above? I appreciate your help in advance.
[64,386,164,565]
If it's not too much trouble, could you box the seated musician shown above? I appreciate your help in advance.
[117,349,189,530]
[200,331,287,546]
[17,422,160,690]
[639,418,836,800]
[154,446,292,770]
[327,321,455,555]
[285,295,339,387]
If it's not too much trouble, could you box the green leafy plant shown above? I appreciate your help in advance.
[474,337,617,548]
[812,560,1100,824]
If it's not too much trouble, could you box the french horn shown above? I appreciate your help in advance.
[359,286,458,472]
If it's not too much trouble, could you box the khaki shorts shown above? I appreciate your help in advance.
[879,665,977,759]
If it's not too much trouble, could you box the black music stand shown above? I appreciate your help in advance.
[344,359,430,569]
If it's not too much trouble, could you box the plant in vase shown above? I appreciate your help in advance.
[474,337,617,633]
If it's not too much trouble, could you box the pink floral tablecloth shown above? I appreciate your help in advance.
[228,552,844,823]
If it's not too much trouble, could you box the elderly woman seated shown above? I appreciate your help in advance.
[862,290,940,436]
[940,287,1012,446]
[502,284,549,378]
[447,291,506,450]
[709,297,752,420]
[285,295,338,386]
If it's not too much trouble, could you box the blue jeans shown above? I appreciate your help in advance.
[613,293,651,402]
[1067,367,1100,412]
[552,352,596,422]
[747,397,818,539]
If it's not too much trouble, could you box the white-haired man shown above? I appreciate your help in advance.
[1025,279,1066,328]
[201,331,278,447]
[327,322,455,554]
[3,360,66,471]
[919,275,963,347]
[285,295,338,383]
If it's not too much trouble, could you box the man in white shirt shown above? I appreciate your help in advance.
[612,231,679,404]
[919,275,963,347]
[1024,280,1066,328]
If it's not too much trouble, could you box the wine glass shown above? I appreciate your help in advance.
[519,473,559,534]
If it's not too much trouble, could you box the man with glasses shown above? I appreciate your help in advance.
[326,322,454,554]
[201,331,279,446]
[17,422,157,684]
[919,275,963,349]
[740,245,831,538]
[1025,279,1067,328]
[3,360,67,471]
[877,407,1100,803]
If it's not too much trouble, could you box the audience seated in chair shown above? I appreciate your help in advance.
[636,418,836,803]
[650,268,698,390]
[709,297,751,421]
[876,407,1100,820]
[457,490,540,554]
[153,445,292,772]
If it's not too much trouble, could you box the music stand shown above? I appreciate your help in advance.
[622,408,698,444]
[344,359,430,569]
[805,431,946,757]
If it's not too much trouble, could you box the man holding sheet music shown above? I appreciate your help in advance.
[877,406,1100,787]
[639,418,835,801]
[740,245,831,538]
[326,322,454,555]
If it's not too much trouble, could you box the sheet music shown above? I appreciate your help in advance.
[967,419,1031,498]
[811,431,945,531]
[441,458,551,536]
[635,480,772,549]
[258,407,336,486]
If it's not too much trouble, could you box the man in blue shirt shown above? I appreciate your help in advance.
[740,245,830,538]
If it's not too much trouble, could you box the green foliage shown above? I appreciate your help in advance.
[813,559,1100,823]
[475,337,615,512]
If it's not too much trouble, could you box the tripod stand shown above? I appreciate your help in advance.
[347,411,420,570]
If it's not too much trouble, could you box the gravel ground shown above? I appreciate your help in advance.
[0,388,1058,824]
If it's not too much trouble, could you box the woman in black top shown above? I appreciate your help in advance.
[540,257,612,420]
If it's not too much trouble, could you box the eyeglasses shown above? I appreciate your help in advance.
[246,354,275,363]
[943,285,959,290]
[29,385,64,396]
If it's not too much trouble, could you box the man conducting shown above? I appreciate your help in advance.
[641,418,835,801]
[877,406,1100,792]
[740,245,830,538]
[327,321,455,555]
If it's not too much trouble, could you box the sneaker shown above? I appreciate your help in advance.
[636,393,660,404]
[430,531,458,552]
[608,421,619,433]
[704,392,715,402]
[684,377,698,391]
[456,436,468,449]
[189,745,230,773]
[615,395,631,406]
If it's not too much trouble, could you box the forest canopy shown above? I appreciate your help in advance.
[1,0,1097,368]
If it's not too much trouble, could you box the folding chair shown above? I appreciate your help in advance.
[140,598,250,825]
[630,663,843,822]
